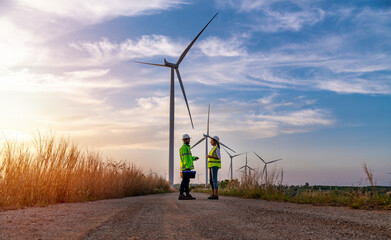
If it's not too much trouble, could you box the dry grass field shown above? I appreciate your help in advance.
[195,164,391,210]
[0,134,170,210]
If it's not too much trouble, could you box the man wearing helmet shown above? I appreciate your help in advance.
[179,134,199,200]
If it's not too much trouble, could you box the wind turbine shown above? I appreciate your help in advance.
[135,13,219,186]
[191,104,235,187]
[223,148,246,180]
[236,153,256,182]
[253,152,282,184]
[149,169,158,177]
[197,173,204,184]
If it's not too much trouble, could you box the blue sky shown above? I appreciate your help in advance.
[0,0,390,185]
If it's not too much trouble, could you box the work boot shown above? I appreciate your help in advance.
[208,195,219,200]
[178,194,187,200]
[186,194,196,200]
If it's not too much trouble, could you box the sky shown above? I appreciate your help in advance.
[0,0,390,185]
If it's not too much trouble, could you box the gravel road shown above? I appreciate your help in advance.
[1,192,391,239]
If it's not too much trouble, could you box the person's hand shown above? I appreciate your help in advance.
[206,155,210,158]
[195,157,199,160]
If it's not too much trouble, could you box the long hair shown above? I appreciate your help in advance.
[213,139,220,149]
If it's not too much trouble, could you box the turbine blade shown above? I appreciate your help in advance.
[223,147,233,157]
[220,142,236,153]
[236,166,245,171]
[203,133,236,153]
[232,152,246,158]
[262,165,266,175]
[191,137,205,149]
[253,152,266,164]
[175,69,194,129]
[248,166,256,171]
[134,61,169,67]
[176,13,219,66]
[266,159,282,164]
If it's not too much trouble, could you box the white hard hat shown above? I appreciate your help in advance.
[212,136,219,142]
[182,134,190,139]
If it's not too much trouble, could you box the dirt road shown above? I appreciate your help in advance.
[1,192,391,239]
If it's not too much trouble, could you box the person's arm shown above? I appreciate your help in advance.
[216,147,221,159]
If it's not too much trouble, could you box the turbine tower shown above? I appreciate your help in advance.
[236,152,255,182]
[135,13,218,186]
[253,152,282,184]
[223,148,246,180]
[191,105,235,186]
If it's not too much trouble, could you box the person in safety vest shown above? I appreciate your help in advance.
[207,136,221,200]
[179,134,199,200]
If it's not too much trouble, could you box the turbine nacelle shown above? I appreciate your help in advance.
[164,59,177,68]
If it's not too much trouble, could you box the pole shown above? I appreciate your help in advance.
[245,153,248,182]
[168,67,175,187]
[230,157,233,180]
[205,104,210,187]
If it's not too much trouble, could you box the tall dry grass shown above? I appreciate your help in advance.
[0,135,170,210]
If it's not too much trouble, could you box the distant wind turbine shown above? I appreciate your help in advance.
[135,13,218,186]
[253,152,282,183]
[223,148,246,180]
[197,173,204,184]
[236,153,256,182]
[149,169,158,177]
[191,104,235,186]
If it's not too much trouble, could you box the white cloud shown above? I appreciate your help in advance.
[199,36,247,57]
[254,8,325,32]
[256,109,334,127]
[0,68,127,98]
[217,0,325,32]
[15,0,188,25]
[216,0,271,11]
[317,79,391,95]
[0,0,188,69]
[69,35,185,65]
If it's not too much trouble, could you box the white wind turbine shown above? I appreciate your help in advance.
[135,13,218,186]
[223,148,246,180]
[149,169,158,177]
[236,152,256,182]
[197,173,204,184]
[191,104,235,187]
[253,152,282,184]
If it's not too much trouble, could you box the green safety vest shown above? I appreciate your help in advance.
[208,146,221,168]
[179,143,197,171]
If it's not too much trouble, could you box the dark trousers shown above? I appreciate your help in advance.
[180,172,190,195]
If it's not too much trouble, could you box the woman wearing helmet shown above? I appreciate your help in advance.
[207,136,221,199]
